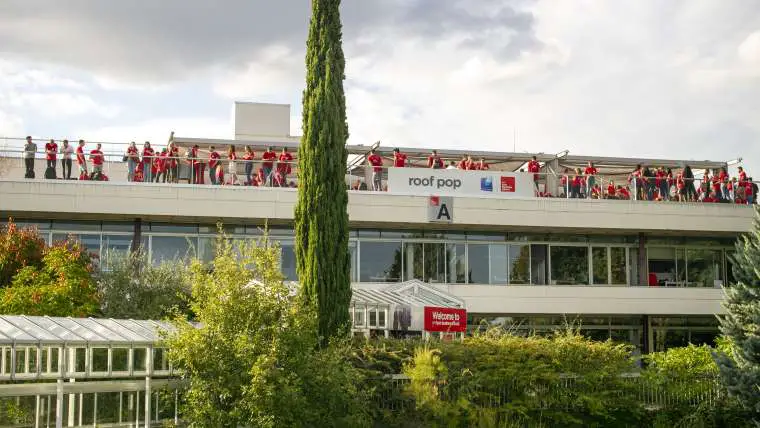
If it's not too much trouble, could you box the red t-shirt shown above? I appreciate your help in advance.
[655,170,665,186]
[209,151,220,169]
[243,152,254,162]
[584,166,597,176]
[619,188,630,199]
[528,160,540,180]
[262,151,277,169]
[127,146,138,160]
[190,148,200,166]
[278,152,293,174]
[229,152,238,161]
[142,148,155,165]
[90,149,104,165]
[367,154,383,172]
[607,184,616,196]
[393,153,407,167]
[157,152,168,172]
[478,162,489,170]
[467,162,478,170]
[427,156,443,169]
[45,142,58,161]
[169,147,179,168]
[739,171,747,182]
[76,147,86,165]
[457,160,469,170]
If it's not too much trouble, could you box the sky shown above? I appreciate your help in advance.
[1,0,759,176]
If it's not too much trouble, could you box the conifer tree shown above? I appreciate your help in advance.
[716,206,760,423]
[294,0,351,343]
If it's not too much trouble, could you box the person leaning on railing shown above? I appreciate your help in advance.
[23,136,37,178]
[367,148,383,191]
[125,142,139,182]
[60,140,74,180]
[76,140,87,179]
[89,143,104,178]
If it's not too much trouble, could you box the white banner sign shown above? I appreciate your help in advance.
[387,167,534,199]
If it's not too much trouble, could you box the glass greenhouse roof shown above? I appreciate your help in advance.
[0,316,176,346]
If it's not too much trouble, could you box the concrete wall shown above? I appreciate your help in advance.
[0,180,753,235]
[436,284,725,315]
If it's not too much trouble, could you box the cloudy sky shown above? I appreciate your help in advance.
[1,0,759,174]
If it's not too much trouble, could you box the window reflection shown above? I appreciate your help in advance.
[687,249,723,287]
[447,244,466,284]
[359,241,402,282]
[531,244,548,285]
[592,247,608,285]
[280,243,297,281]
[102,235,132,268]
[467,244,490,284]
[550,246,588,285]
[150,236,196,264]
[52,233,101,258]
[508,244,530,284]
[610,247,627,284]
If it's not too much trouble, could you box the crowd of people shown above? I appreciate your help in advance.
[20,138,757,204]
[22,135,298,187]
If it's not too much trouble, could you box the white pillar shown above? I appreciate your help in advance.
[144,347,152,428]
[55,378,63,428]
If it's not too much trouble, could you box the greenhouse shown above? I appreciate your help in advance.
[0,315,183,427]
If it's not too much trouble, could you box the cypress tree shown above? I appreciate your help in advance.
[295,0,351,343]
[715,206,760,423]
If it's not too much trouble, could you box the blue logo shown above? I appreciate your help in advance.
[480,177,493,192]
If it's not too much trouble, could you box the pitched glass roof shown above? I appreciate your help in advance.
[0,316,176,346]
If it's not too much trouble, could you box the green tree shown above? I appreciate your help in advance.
[716,206,760,424]
[165,236,369,428]
[0,240,99,317]
[97,250,192,320]
[0,220,45,287]
[295,0,352,342]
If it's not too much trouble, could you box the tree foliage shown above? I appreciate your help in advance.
[295,0,352,343]
[716,206,760,424]
[165,236,369,428]
[97,250,192,320]
[0,240,98,317]
[0,221,45,287]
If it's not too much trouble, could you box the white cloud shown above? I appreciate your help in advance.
[738,30,760,65]
[5,91,120,118]
[80,116,233,150]
[212,45,304,100]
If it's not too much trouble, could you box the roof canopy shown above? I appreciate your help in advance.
[352,280,464,309]
[0,316,177,346]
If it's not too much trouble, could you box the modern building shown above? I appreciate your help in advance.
[1,102,757,358]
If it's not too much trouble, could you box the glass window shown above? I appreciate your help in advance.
[489,244,508,284]
[198,236,216,262]
[466,232,505,241]
[280,243,297,281]
[628,247,640,286]
[403,242,423,281]
[424,243,446,283]
[378,310,387,328]
[15,348,26,374]
[52,233,101,258]
[546,235,587,243]
[102,222,135,232]
[91,348,108,372]
[508,244,530,284]
[74,348,86,373]
[150,236,196,264]
[153,348,168,371]
[357,230,381,238]
[647,247,685,286]
[353,307,365,327]
[687,249,724,287]
[725,251,736,285]
[689,330,718,347]
[13,220,51,230]
[359,241,402,282]
[467,244,490,284]
[349,241,358,282]
[369,309,377,327]
[447,244,466,284]
[610,247,627,284]
[51,220,101,232]
[531,244,548,285]
[133,348,147,372]
[102,234,133,268]
[149,223,198,233]
[112,348,129,372]
[654,329,688,351]
[550,246,589,285]
[592,247,608,285]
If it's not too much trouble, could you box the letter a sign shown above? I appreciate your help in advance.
[428,196,454,223]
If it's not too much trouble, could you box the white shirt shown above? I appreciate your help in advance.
[446,165,457,170]
[60,145,74,160]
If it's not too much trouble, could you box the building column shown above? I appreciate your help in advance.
[642,315,652,355]
[545,158,560,196]
[131,218,142,254]
[637,234,647,286]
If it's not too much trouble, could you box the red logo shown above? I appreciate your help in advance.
[430,196,440,206]
[500,176,515,192]
[424,307,467,332]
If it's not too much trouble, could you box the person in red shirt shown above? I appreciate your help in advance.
[606,181,616,199]
[466,155,478,170]
[208,146,221,185]
[227,145,239,185]
[618,185,630,200]
[655,167,667,200]
[476,158,489,170]
[277,147,294,183]
[188,145,203,184]
[710,170,721,201]
[261,146,278,186]
[167,142,180,183]
[154,148,168,183]
[89,143,104,178]
[45,139,58,172]
[737,166,747,183]
[570,168,584,198]
[126,142,139,182]
[141,142,154,183]
[76,140,88,179]
[676,172,686,202]
[243,146,255,185]
[457,155,470,170]
[427,150,443,169]
[367,148,384,191]
[584,161,597,196]
[392,148,407,168]
[527,156,541,194]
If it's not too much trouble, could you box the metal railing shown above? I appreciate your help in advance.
[2,137,757,204]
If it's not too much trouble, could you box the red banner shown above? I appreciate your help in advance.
[424,307,467,332]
